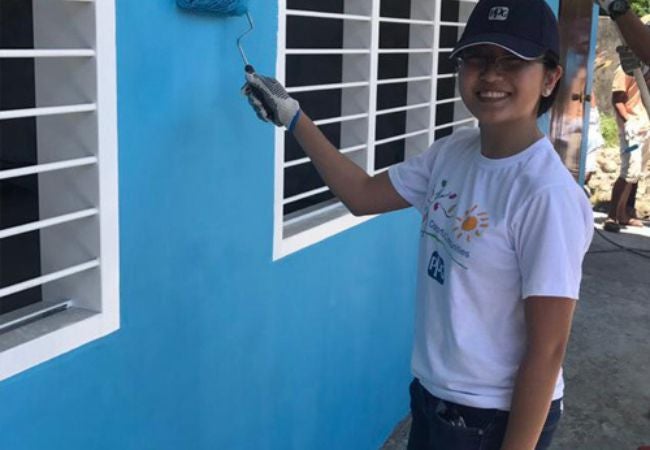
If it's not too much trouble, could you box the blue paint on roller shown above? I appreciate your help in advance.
[176,0,255,71]
[176,0,248,16]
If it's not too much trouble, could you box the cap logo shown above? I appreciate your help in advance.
[488,7,509,21]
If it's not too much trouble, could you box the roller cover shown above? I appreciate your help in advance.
[176,0,248,16]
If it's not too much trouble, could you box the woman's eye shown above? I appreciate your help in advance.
[500,57,526,70]
[464,56,485,66]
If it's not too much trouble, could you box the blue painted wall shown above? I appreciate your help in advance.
[0,1,419,449]
[0,1,573,449]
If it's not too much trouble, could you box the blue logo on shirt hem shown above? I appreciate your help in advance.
[428,251,445,285]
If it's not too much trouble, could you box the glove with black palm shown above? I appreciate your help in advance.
[242,72,302,131]
[594,0,630,20]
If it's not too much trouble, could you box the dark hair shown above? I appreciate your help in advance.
[537,52,562,117]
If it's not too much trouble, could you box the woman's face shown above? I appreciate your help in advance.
[457,45,561,127]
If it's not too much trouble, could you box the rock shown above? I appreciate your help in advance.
[637,200,650,219]
[592,190,612,205]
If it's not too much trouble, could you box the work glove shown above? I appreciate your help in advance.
[594,0,628,18]
[616,45,642,76]
[242,72,301,131]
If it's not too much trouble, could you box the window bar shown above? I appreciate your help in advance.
[285,9,371,22]
[0,301,72,334]
[0,260,99,300]
[312,112,368,126]
[0,49,95,58]
[0,157,97,181]
[284,144,366,169]
[378,17,434,26]
[286,81,369,94]
[285,49,370,55]
[439,21,467,27]
[374,165,392,175]
[283,201,344,227]
[377,48,431,54]
[433,116,476,131]
[375,129,429,146]
[376,102,430,116]
[377,75,431,85]
[283,186,330,205]
[0,209,99,240]
[0,104,96,121]
[436,73,457,80]
[435,96,462,105]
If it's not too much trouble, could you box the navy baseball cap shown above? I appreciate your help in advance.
[450,0,560,61]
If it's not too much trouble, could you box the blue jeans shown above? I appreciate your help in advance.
[407,379,562,450]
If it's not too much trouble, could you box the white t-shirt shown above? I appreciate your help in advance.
[388,127,594,410]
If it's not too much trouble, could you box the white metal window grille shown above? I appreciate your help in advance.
[274,0,478,259]
[0,0,119,381]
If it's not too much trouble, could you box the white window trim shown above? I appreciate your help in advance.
[273,0,478,260]
[0,0,119,382]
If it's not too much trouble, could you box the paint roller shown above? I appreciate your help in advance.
[176,0,256,73]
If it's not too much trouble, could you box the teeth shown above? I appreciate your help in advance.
[479,91,508,99]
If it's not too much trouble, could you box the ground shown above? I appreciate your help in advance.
[381,220,650,450]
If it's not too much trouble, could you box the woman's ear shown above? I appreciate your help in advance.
[543,66,563,97]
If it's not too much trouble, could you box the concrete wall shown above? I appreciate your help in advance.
[0,1,420,449]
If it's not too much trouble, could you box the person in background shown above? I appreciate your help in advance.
[243,0,593,449]
[603,20,650,232]
[597,1,650,231]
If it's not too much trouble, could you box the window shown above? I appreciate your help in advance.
[0,0,118,381]
[274,0,478,258]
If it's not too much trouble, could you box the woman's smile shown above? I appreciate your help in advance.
[476,89,512,102]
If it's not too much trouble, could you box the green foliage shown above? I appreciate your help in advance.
[630,0,650,16]
[599,112,620,148]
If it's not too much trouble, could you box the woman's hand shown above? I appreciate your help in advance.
[242,72,301,131]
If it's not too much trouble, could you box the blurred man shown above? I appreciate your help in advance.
[598,1,650,231]
[605,43,650,230]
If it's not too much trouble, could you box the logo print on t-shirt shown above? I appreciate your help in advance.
[453,205,489,242]
[427,251,445,285]
[423,179,458,224]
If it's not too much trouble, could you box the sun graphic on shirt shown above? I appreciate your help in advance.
[453,205,489,242]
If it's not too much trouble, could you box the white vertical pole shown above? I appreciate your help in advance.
[367,0,381,175]
[429,0,442,144]
[273,0,288,260]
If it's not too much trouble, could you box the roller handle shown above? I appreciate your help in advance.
[244,65,266,113]
[244,69,283,126]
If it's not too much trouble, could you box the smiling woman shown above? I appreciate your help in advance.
[241,0,594,448]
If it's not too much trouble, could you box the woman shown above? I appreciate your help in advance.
[243,0,593,448]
